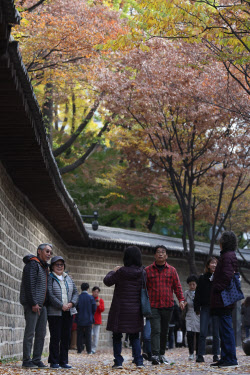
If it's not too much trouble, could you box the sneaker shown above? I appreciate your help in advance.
[137,364,145,368]
[91,350,96,354]
[50,364,61,369]
[151,355,161,365]
[32,361,48,368]
[22,362,38,368]
[160,355,169,364]
[60,364,72,369]
[188,354,194,360]
[112,364,123,369]
[218,362,238,368]
[213,355,220,362]
[196,355,205,363]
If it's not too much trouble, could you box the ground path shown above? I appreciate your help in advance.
[1,347,250,375]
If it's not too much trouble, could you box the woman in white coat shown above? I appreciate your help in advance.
[184,275,200,360]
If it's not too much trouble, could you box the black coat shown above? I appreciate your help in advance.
[20,254,49,307]
[193,272,213,313]
[103,265,144,333]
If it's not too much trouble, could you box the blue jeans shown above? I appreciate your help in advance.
[113,332,143,366]
[143,319,151,355]
[198,306,220,356]
[219,314,237,365]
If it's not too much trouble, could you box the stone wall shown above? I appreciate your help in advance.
[0,163,69,359]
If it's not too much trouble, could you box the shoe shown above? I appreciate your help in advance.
[112,364,123,369]
[87,352,93,355]
[22,362,38,368]
[151,355,161,365]
[210,360,223,367]
[32,361,48,368]
[218,362,238,368]
[160,355,169,364]
[137,364,145,368]
[91,350,96,354]
[142,353,151,361]
[196,355,205,363]
[60,364,72,369]
[213,355,219,362]
[50,364,61,369]
[188,354,194,360]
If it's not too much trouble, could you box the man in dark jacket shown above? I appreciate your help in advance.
[20,243,52,368]
[76,283,96,354]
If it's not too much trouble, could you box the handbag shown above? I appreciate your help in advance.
[141,271,152,318]
[221,272,244,307]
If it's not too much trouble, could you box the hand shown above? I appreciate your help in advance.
[113,266,121,272]
[96,300,100,306]
[179,301,186,310]
[32,304,41,314]
[67,303,73,309]
[62,304,69,311]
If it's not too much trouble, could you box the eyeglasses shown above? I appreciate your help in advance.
[156,251,166,254]
[45,250,53,255]
[54,263,64,267]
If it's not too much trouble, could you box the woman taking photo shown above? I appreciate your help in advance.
[103,246,144,369]
[47,256,78,369]
[194,257,220,363]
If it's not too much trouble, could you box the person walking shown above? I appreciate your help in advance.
[210,231,239,368]
[47,256,79,369]
[146,245,185,365]
[194,257,220,363]
[103,246,144,369]
[241,297,250,339]
[184,275,200,360]
[77,283,96,355]
[91,286,105,354]
[20,243,52,368]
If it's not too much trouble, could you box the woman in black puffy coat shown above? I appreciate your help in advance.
[103,246,144,369]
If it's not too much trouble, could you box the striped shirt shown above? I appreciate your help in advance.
[145,262,184,308]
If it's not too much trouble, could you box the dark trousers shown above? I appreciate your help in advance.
[219,314,237,365]
[198,306,220,356]
[150,307,173,356]
[23,305,47,364]
[143,319,151,355]
[77,325,92,354]
[48,312,72,366]
[187,331,200,355]
[113,332,143,366]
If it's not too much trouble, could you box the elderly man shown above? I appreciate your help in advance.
[20,243,52,368]
[146,245,185,365]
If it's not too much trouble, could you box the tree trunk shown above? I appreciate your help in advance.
[42,82,53,147]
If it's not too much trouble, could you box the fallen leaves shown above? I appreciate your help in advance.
[1,347,250,375]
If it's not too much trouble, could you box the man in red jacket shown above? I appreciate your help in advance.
[146,245,185,365]
[91,286,105,354]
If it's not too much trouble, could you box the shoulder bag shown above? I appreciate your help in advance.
[221,272,244,307]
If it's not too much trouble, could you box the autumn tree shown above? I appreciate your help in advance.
[95,40,250,273]
[14,0,127,173]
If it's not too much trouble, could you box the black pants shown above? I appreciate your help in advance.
[77,325,92,354]
[48,312,72,365]
[187,331,200,355]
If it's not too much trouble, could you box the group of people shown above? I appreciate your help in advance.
[20,244,104,369]
[104,230,240,369]
[20,230,241,370]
